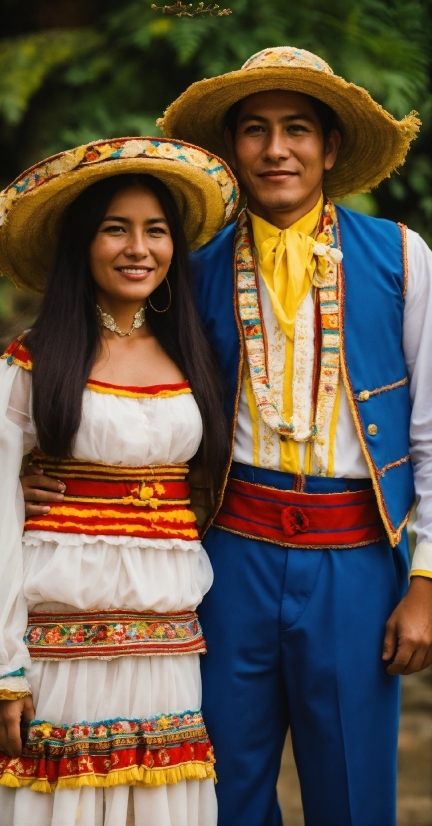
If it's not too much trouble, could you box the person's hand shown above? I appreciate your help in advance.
[0,695,35,757]
[382,576,432,674]
[21,463,65,518]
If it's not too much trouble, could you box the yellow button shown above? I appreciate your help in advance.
[358,390,370,402]
[367,424,378,436]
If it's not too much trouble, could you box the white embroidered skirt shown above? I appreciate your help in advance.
[0,534,217,826]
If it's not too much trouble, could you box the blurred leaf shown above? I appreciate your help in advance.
[389,179,406,200]
[167,17,209,64]
[148,19,173,36]
[0,30,102,124]
[336,193,378,216]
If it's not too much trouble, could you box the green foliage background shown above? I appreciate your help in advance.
[0,0,430,339]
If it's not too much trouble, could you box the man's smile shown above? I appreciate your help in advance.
[257,170,299,180]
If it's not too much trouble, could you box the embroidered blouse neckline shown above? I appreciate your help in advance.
[86,379,191,399]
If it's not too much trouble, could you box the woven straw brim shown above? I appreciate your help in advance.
[0,156,234,294]
[160,67,420,198]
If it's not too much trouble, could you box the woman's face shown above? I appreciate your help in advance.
[89,185,174,305]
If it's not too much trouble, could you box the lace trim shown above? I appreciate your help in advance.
[0,676,32,700]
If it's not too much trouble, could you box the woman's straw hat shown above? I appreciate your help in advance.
[0,137,239,293]
[159,46,420,199]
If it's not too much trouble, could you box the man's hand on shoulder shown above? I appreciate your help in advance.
[21,463,65,518]
[382,576,432,674]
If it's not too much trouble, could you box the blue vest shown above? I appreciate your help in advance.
[191,206,414,546]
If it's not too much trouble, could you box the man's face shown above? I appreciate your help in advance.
[225,90,341,226]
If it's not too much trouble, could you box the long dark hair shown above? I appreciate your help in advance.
[25,174,229,503]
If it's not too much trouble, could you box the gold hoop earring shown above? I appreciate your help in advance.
[148,277,172,313]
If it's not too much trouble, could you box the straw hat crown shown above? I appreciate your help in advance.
[242,46,333,73]
[0,136,239,293]
[159,45,420,198]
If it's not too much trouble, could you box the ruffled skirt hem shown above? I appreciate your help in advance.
[0,761,216,793]
[0,709,216,793]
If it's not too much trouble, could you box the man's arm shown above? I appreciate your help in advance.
[382,229,432,675]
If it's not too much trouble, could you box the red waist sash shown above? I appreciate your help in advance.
[214,477,383,549]
[24,453,199,541]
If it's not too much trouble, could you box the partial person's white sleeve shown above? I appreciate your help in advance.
[402,230,432,577]
[0,360,36,691]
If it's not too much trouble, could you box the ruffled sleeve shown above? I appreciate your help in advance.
[0,354,36,696]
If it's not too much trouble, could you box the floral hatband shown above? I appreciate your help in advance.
[0,137,237,228]
[0,136,240,291]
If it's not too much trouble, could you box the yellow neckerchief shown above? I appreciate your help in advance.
[246,195,323,474]
[248,194,323,339]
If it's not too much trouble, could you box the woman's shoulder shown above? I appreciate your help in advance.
[1,335,33,370]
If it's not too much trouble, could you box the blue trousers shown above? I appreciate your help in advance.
[199,463,409,826]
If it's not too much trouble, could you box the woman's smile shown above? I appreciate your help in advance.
[115,265,154,280]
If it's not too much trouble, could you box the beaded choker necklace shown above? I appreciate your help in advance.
[96,305,145,337]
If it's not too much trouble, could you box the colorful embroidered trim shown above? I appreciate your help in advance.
[355,377,409,401]
[86,379,192,399]
[24,453,199,541]
[312,201,341,475]
[0,137,237,227]
[398,223,409,299]
[1,336,32,370]
[30,452,189,484]
[25,507,199,539]
[378,455,411,479]
[24,610,206,659]
[0,709,215,791]
[29,456,192,506]
[291,291,315,443]
[235,201,342,475]
[215,476,383,549]
[235,209,294,438]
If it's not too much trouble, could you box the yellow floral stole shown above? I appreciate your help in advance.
[235,199,343,476]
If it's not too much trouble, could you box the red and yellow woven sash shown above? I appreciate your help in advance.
[215,477,383,549]
[24,610,206,659]
[24,453,199,541]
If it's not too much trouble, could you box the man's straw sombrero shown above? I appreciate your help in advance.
[159,47,420,199]
[0,137,239,293]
